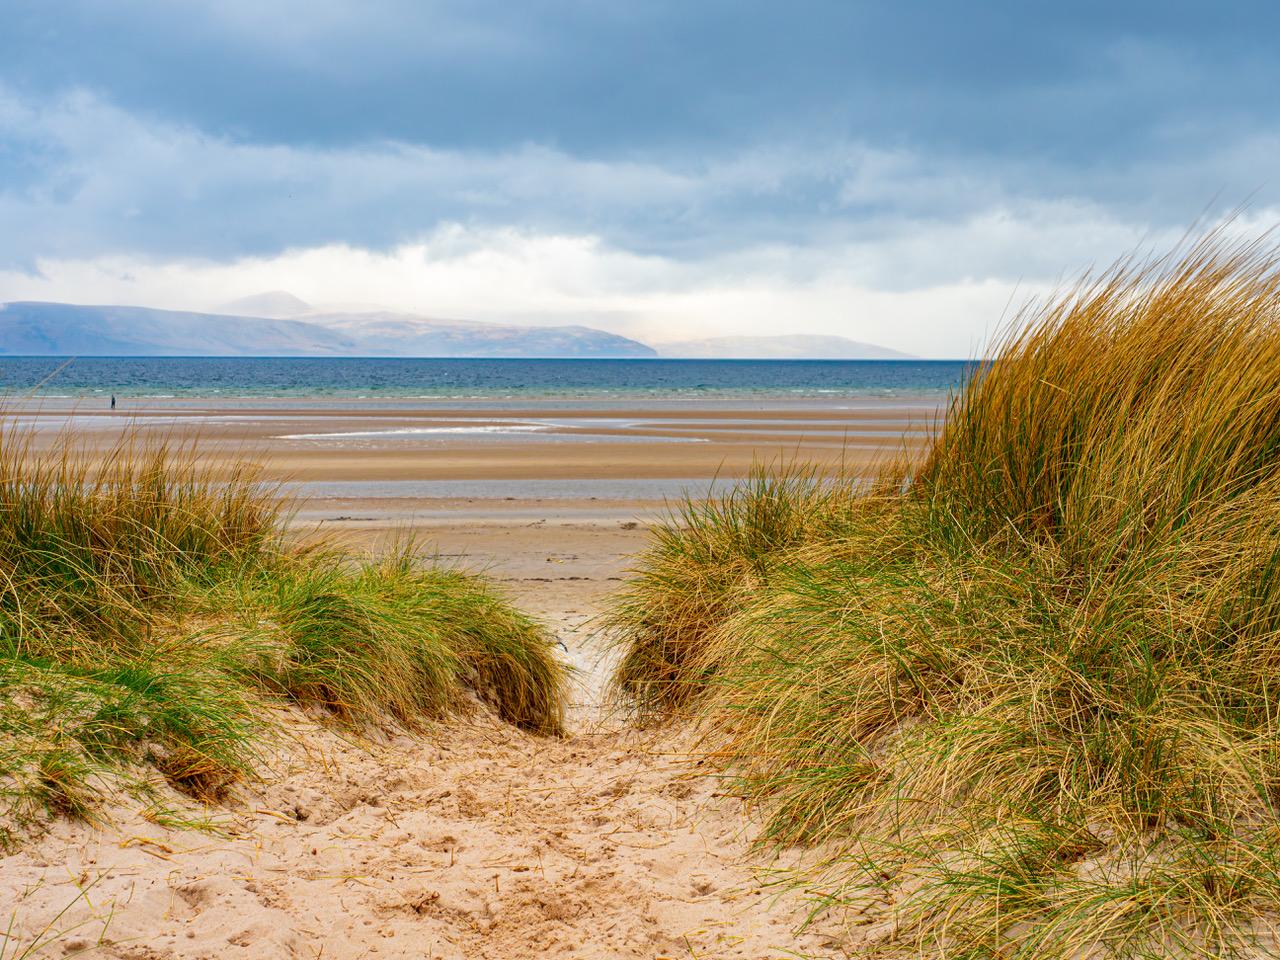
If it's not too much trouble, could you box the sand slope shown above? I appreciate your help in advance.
[2,716,846,958]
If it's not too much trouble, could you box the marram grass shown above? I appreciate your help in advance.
[0,425,567,845]
[607,230,1280,957]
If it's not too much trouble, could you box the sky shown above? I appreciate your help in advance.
[2,0,1279,357]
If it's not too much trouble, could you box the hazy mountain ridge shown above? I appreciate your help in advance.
[0,299,909,360]
[658,334,914,359]
[307,310,653,358]
[0,302,657,358]
[0,302,358,356]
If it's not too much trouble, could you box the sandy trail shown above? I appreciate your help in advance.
[1,521,848,960]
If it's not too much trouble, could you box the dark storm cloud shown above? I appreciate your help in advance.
[1,0,1279,267]
[6,1,1278,154]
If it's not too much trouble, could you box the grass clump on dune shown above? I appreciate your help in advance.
[606,466,865,715]
[608,231,1280,957]
[221,548,566,734]
[0,428,567,845]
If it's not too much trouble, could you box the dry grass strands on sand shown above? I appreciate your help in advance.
[607,229,1280,957]
[0,421,568,844]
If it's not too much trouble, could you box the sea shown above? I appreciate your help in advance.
[0,357,972,403]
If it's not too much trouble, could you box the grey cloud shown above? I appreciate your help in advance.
[5,0,1279,161]
[0,82,1276,289]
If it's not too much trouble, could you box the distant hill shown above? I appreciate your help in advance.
[658,335,913,359]
[308,310,658,359]
[0,302,356,356]
[0,302,657,358]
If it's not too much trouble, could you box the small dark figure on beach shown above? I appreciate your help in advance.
[110,395,116,409]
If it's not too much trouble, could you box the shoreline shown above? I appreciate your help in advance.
[7,397,937,487]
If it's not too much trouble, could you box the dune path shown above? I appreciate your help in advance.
[1,520,850,959]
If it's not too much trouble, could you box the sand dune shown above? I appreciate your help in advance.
[0,521,862,959]
[0,402,922,958]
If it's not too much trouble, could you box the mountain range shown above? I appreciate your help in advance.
[0,301,656,358]
[0,296,912,360]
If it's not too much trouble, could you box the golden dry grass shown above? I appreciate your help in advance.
[607,229,1280,957]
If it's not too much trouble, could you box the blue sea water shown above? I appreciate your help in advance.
[0,357,972,401]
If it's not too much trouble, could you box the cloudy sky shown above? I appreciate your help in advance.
[2,1,1278,356]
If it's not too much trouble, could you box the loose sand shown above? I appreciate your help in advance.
[0,518,860,960]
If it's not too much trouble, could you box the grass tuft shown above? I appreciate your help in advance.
[605,465,866,715]
[0,421,568,842]
[608,228,1280,957]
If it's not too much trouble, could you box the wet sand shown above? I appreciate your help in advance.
[10,397,937,492]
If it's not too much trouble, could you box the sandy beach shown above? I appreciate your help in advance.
[0,397,919,959]
[0,516,865,959]
[10,396,936,484]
